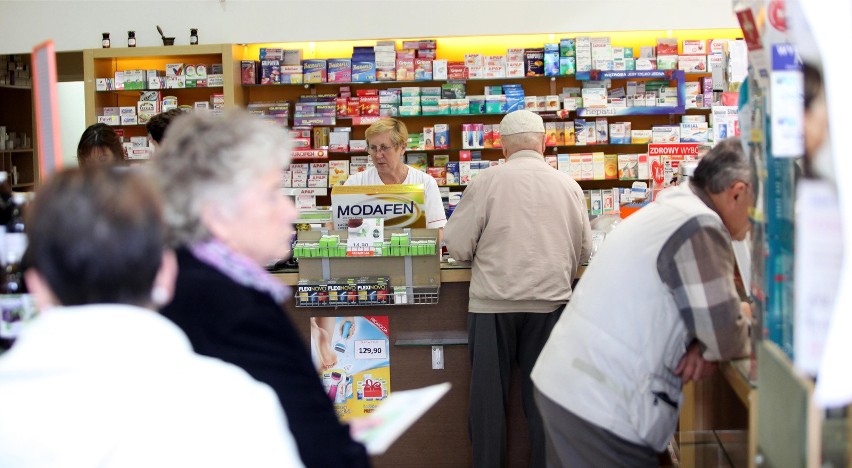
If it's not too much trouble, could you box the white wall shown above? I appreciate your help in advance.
[57,82,85,168]
[0,0,738,54]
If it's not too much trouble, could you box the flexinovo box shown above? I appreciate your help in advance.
[356,277,391,305]
[327,279,358,305]
[296,280,328,306]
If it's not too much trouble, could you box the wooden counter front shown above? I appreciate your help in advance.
[276,264,539,467]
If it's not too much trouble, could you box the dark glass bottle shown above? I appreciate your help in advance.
[5,193,26,264]
[190,28,198,45]
[102,33,111,49]
[128,31,136,47]
[0,193,28,351]
[0,254,24,351]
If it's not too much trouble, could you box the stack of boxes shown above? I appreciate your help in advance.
[352,46,376,83]
[375,41,397,81]
[294,95,336,126]
[252,48,303,84]
[0,55,31,86]
[246,101,291,126]
[96,63,223,90]
[283,162,329,191]
[95,90,222,126]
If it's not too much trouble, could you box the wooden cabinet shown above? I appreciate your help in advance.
[82,44,246,155]
[0,54,39,189]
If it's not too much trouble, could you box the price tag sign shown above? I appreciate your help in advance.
[346,217,383,256]
[355,339,388,360]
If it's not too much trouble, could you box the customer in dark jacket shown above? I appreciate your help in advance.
[150,111,370,468]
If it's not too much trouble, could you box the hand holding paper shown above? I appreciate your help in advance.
[351,382,451,455]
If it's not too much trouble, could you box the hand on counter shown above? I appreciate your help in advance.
[676,341,718,384]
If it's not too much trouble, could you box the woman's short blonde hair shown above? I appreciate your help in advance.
[365,118,408,149]
[149,110,292,247]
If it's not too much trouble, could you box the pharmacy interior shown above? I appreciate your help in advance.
[2,0,852,466]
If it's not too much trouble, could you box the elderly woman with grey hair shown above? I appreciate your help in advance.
[151,111,370,468]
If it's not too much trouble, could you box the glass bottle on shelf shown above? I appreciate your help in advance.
[0,193,31,352]
[0,251,25,351]
[102,33,111,49]
[5,193,26,262]
[127,31,136,48]
[190,28,198,45]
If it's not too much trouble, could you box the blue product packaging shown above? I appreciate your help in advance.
[352,61,377,82]
[544,50,560,76]
[504,84,526,113]
[445,161,460,185]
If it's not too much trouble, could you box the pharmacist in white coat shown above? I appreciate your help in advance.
[345,118,447,238]
[0,168,304,468]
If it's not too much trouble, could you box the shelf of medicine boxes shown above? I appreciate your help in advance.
[243,69,703,116]
[83,44,247,128]
[317,143,656,156]
[294,228,441,307]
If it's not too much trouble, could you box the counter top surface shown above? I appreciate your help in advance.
[272,262,586,285]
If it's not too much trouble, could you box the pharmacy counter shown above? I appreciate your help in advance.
[272,262,585,286]
[273,262,575,467]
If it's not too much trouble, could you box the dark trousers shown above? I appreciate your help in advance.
[467,307,564,468]
[534,387,659,468]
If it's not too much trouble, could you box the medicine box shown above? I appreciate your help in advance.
[296,280,328,306]
[327,279,358,305]
[356,277,391,305]
[631,130,652,144]
[652,125,681,143]
[680,122,709,143]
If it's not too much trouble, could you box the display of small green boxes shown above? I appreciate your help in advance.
[388,234,436,256]
[294,234,436,258]
[293,235,346,258]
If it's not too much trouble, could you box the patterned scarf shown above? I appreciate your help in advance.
[190,240,290,304]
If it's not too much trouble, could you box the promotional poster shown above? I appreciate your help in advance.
[310,315,391,421]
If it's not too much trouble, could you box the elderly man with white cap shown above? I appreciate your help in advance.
[444,109,592,468]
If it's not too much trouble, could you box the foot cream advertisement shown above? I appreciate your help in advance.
[311,315,391,421]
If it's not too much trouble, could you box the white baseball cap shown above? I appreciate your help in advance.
[499,110,545,135]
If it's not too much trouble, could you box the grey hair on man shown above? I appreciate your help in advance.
[149,110,292,247]
[691,138,750,194]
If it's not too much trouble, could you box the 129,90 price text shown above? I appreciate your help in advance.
[354,339,388,360]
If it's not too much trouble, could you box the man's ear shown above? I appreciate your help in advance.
[730,180,748,204]
[24,269,59,310]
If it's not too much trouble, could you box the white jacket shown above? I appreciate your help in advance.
[0,304,304,467]
[532,183,744,451]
